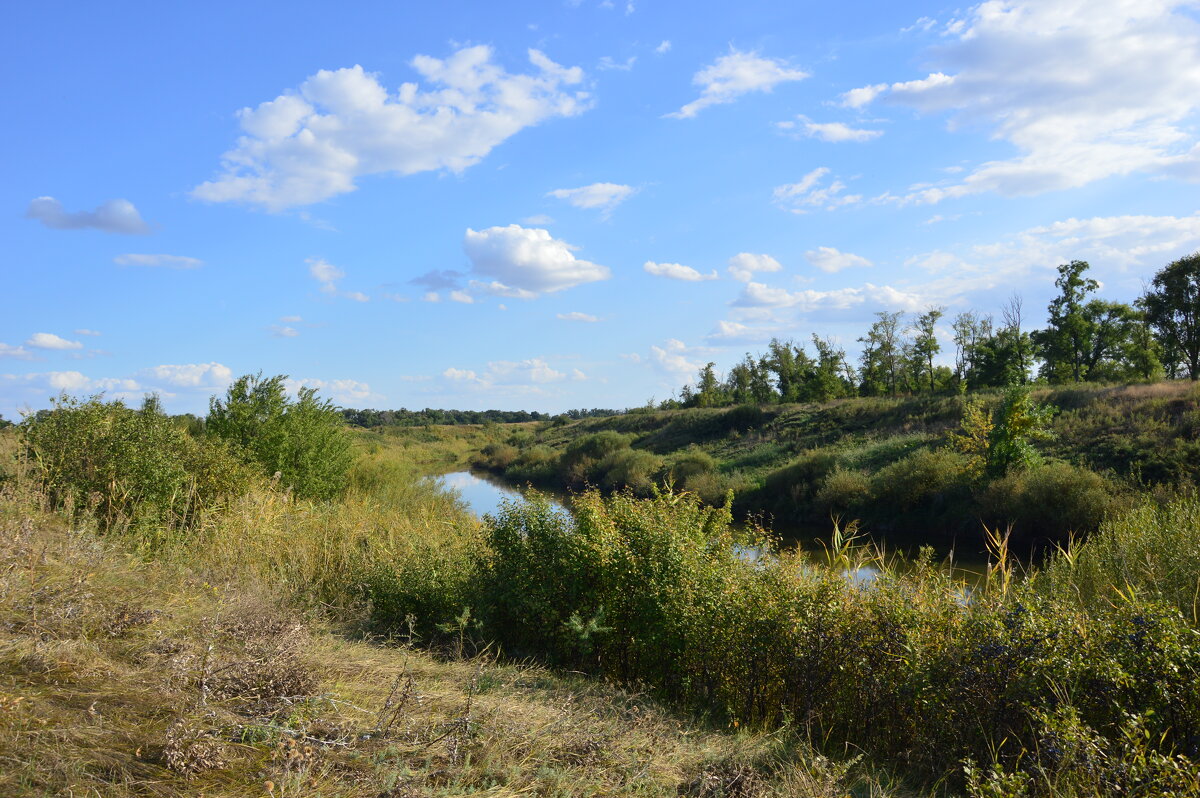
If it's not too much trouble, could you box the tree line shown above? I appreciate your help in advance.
[674,254,1200,408]
[340,406,622,428]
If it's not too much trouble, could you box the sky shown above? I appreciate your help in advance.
[4,0,1200,418]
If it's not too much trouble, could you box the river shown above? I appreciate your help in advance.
[431,470,989,585]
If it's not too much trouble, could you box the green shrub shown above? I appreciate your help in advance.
[667,447,716,481]
[981,462,1118,541]
[597,449,663,495]
[870,449,971,512]
[21,394,251,531]
[763,449,841,509]
[478,441,519,469]
[813,467,870,513]
[206,373,353,501]
[505,444,560,483]
[558,431,633,485]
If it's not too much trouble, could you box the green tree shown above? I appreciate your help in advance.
[908,306,945,393]
[206,373,353,501]
[1033,260,1099,382]
[693,362,726,408]
[987,386,1056,476]
[1141,252,1200,379]
[858,311,905,396]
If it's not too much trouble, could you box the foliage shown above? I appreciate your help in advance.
[1142,251,1200,379]
[206,373,353,501]
[20,394,250,532]
[987,387,1057,476]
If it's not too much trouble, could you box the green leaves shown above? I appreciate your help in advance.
[206,374,353,501]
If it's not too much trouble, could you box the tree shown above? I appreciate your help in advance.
[1033,260,1099,382]
[858,311,905,396]
[987,387,1056,476]
[206,373,353,501]
[908,306,945,393]
[1142,252,1200,380]
[693,362,725,408]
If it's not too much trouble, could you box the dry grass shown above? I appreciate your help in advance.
[0,492,896,798]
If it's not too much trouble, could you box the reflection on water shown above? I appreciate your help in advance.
[434,470,566,518]
[435,471,987,585]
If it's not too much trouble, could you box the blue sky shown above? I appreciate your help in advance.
[5,0,1200,417]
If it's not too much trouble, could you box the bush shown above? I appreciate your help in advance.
[813,467,870,514]
[558,431,633,485]
[597,449,664,495]
[478,442,519,470]
[667,447,717,482]
[206,374,353,501]
[763,449,841,509]
[21,394,251,531]
[870,448,971,512]
[980,462,1119,542]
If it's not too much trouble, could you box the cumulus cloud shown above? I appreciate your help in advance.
[727,252,782,282]
[25,333,83,351]
[547,182,636,213]
[409,269,463,291]
[0,344,33,360]
[448,290,474,304]
[140,362,233,388]
[655,40,672,54]
[74,329,102,337]
[557,311,599,322]
[667,49,808,118]
[732,281,922,313]
[705,320,784,344]
[193,48,589,210]
[308,257,367,300]
[114,253,203,269]
[441,358,572,390]
[26,197,149,234]
[782,116,882,143]
[463,224,610,296]
[850,1,1200,202]
[649,338,704,376]
[643,261,718,281]
[285,377,375,403]
[773,167,861,213]
[804,246,872,273]
[272,326,300,338]
[598,55,637,71]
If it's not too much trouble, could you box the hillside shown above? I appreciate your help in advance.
[472,381,1200,549]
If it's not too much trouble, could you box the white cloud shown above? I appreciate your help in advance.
[655,40,672,54]
[141,362,233,388]
[25,333,83,351]
[272,326,300,338]
[1,371,144,401]
[773,167,862,213]
[840,83,888,109]
[521,214,555,225]
[705,320,783,344]
[0,344,33,360]
[557,311,599,322]
[667,49,808,118]
[728,252,782,282]
[308,257,367,300]
[285,377,375,403]
[441,358,570,390]
[732,281,922,313]
[280,315,302,323]
[442,367,477,381]
[649,338,703,376]
[598,55,637,71]
[449,290,475,304]
[423,292,441,303]
[114,253,203,269]
[804,246,872,273]
[854,1,1200,202]
[643,261,718,281]
[467,280,538,300]
[26,197,149,234]
[786,116,883,143]
[74,329,102,336]
[463,224,610,296]
[547,182,636,213]
[193,48,589,210]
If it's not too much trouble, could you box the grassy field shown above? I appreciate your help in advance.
[4,391,1200,797]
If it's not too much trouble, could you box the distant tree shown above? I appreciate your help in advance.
[859,311,905,396]
[206,373,353,501]
[908,306,945,393]
[1141,252,1200,380]
[952,311,993,390]
[0,413,12,430]
[694,362,725,407]
[805,335,854,401]
[1033,260,1099,382]
[999,294,1033,384]
[766,338,812,403]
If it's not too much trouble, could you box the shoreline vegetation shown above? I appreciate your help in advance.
[3,365,1200,795]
